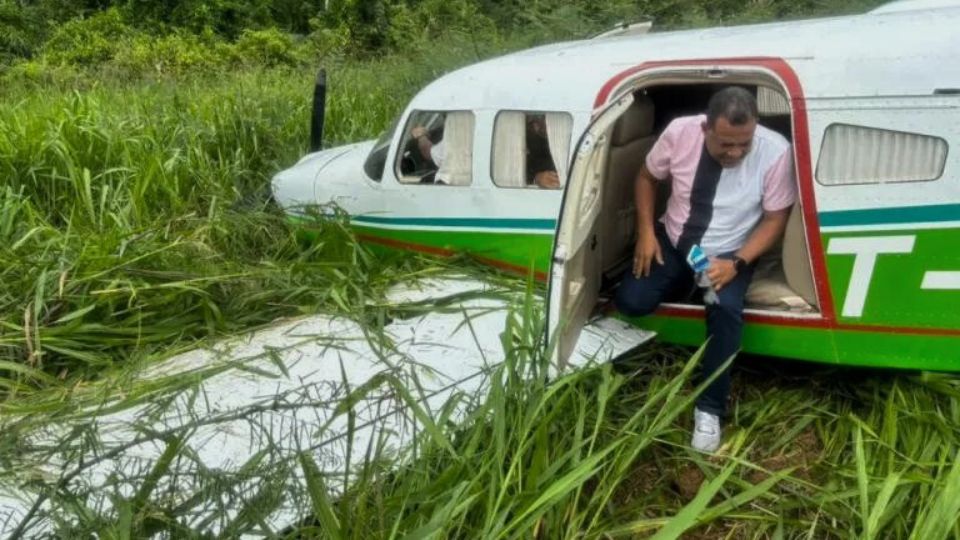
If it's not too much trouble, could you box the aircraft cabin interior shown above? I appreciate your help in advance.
[599,82,820,316]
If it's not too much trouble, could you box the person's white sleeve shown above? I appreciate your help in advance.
[430,140,446,168]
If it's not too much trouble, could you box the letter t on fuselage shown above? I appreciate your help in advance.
[826,236,915,318]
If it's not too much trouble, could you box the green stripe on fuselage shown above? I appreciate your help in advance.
[820,203,960,227]
[287,213,554,273]
[287,210,960,370]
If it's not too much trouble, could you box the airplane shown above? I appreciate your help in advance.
[272,0,960,372]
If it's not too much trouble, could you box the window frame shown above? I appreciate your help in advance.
[489,109,573,190]
[393,109,475,187]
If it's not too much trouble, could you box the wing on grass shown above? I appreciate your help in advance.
[0,275,653,536]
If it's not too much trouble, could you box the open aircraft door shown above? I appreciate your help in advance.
[547,93,656,370]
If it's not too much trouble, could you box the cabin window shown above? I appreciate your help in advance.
[491,111,572,189]
[816,123,948,185]
[395,110,474,186]
[363,115,399,182]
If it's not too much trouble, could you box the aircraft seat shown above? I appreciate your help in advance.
[744,203,819,312]
[782,203,818,307]
[601,95,656,274]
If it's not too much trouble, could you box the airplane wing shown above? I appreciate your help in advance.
[0,275,655,536]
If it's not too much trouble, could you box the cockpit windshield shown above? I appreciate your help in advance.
[363,115,400,182]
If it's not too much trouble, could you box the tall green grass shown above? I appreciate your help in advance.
[0,60,447,384]
[296,344,960,539]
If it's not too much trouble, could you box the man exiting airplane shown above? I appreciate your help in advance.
[615,87,796,453]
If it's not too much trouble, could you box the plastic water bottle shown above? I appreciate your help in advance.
[695,270,718,305]
[686,245,718,305]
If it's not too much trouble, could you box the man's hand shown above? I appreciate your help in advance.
[534,171,560,189]
[707,258,737,291]
[633,230,663,277]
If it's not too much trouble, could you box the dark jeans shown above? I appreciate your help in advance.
[614,225,754,417]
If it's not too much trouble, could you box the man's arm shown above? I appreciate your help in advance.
[532,170,560,188]
[631,117,680,276]
[411,126,434,162]
[416,137,433,162]
[633,164,664,277]
[528,132,559,188]
[736,207,790,264]
[707,207,790,290]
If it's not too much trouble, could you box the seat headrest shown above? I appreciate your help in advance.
[611,95,655,146]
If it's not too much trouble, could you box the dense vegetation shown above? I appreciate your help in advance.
[4,0,960,538]
[2,0,882,81]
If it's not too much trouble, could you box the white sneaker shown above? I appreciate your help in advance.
[691,408,722,453]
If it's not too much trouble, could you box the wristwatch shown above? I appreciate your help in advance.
[732,256,748,273]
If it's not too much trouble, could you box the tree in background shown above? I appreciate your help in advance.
[0,0,887,70]
[120,0,273,37]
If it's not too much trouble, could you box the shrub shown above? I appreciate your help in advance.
[0,2,41,62]
[42,8,132,66]
[234,28,304,67]
[114,31,232,76]
[306,18,352,59]
[0,59,81,87]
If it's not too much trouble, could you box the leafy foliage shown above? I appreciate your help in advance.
[1,0,888,73]
[41,8,131,65]
[0,2,39,62]
[235,28,302,67]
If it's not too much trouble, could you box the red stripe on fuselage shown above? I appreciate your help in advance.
[357,233,548,281]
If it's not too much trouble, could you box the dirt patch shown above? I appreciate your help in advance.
[673,447,728,502]
[748,425,823,484]
[675,464,705,501]
[681,520,751,540]
[796,426,822,455]
[616,460,665,505]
